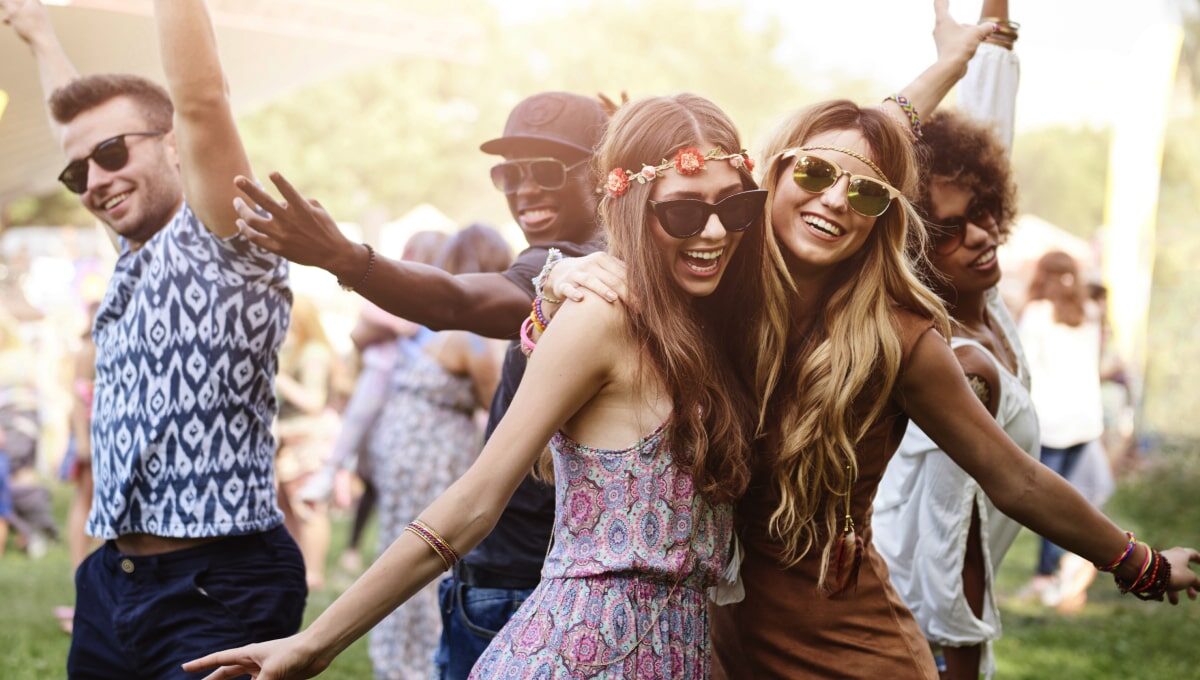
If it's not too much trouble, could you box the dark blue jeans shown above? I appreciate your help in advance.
[433,574,534,679]
[1037,442,1089,575]
[67,526,306,679]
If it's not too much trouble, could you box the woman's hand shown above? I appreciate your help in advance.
[233,172,364,277]
[182,634,331,680]
[546,252,629,305]
[932,0,995,69]
[1162,547,1200,605]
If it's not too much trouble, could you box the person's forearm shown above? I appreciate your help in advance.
[985,454,1131,574]
[891,52,974,127]
[301,472,506,661]
[331,247,528,338]
[153,0,228,116]
[980,0,1008,22]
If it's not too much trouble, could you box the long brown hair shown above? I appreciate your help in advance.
[593,93,783,504]
[757,100,950,585]
[1027,250,1086,326]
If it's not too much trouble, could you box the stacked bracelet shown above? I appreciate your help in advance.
[1114,544,1172,601]
[337,243,376,292]
[884,94,923,139]
[980,17,1019,48]
[1098,531,1137,572]
[405,519,460,571]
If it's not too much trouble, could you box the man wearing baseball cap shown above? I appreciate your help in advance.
[228,91,608,677]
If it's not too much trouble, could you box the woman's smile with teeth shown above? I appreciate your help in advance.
[682,248,723,273]
[971,247,997,267]
[803,213,843,236]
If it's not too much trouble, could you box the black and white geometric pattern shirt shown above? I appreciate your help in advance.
[88,202,292,539]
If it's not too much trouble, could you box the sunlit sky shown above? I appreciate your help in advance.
[492,0,1186,132]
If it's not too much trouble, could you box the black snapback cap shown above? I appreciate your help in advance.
[480,92,608,160]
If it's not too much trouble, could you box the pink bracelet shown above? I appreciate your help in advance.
[519,316,538,357]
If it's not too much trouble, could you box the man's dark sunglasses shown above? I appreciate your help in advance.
[490,157,588,194]
[648,189,768,239]
[58,132,165,195]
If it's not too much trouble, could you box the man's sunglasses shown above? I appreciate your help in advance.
[786,152,902,218]
[928,207,997,256]
[648,189,768,239]
[58,132,165,195]
[489,157,588,194]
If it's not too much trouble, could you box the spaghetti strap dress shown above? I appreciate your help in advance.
[471,423,734,679]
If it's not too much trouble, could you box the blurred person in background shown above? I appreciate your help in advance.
[54,305,99,634]
[277,295,342,591]
[3,1,305,675]
[366,223,511,679]
[301,229,450,577]
[1019,250,1106,600]
[0,307,55,558]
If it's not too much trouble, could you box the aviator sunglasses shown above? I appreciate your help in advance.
[58,132,165,195]
[490,157,588,194]
[648,189,768,239]
[784,150,902,218]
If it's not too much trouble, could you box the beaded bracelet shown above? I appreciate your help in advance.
[337,243,376,291]
[884,94,923,139]
[1098,531,1137,572]
[405,519,460,571]
[529,309,546,334]
[1119,548,1172,602]
[532,297,550,330]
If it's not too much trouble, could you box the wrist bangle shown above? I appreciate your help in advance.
[1098,531,1137,572]
[532,247,563,301]
[519,316,538,357]
[337,243,375,292]
[883,94,923,139]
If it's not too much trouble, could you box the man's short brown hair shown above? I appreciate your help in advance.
[49,74,174,132]
[917,109,1017,240]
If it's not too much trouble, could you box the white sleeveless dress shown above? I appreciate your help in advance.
[873,289,1040,679]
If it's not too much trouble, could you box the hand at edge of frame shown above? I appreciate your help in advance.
[1162,546,1200,605]
[182,633,330,680]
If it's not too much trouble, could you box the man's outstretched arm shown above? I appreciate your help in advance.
[234,172,537,338]
[153,0,249,238]
[2,0,80,134]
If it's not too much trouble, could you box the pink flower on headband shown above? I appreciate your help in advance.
[605,168,630,197]
[728,154,745,169]
[638,165,658,183]
[674,147,705,176]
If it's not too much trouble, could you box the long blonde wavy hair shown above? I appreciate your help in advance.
[592,93,785,504]
[756,100,950,586]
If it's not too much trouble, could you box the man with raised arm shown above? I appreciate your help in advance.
[2,1,303,676]
[231,92,607,676]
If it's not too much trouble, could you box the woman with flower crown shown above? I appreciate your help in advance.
[184,93,778,679]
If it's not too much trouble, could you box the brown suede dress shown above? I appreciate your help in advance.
[712,310,939,680]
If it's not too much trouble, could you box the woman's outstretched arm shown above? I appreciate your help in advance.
[183,297,623,680]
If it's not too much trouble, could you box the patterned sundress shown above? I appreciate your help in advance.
[368,329,481,680]
[471,422,734,679]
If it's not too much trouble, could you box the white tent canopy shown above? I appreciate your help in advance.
[0,0,479,206]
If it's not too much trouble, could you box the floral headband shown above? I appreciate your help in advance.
[602,146,755,198]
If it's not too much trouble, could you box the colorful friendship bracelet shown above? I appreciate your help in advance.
[884,94,923,139]
[1098,531,1137,572]
[405,519,460,571]
[1114,545,1172,601]
[532,297,550,330]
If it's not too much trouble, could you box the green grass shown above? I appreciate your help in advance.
[0,493,377,680]
[3,444,1199,679]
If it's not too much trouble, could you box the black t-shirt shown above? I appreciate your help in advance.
[463,238,602,580]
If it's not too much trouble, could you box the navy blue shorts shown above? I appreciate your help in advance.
[67,526,307,679]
